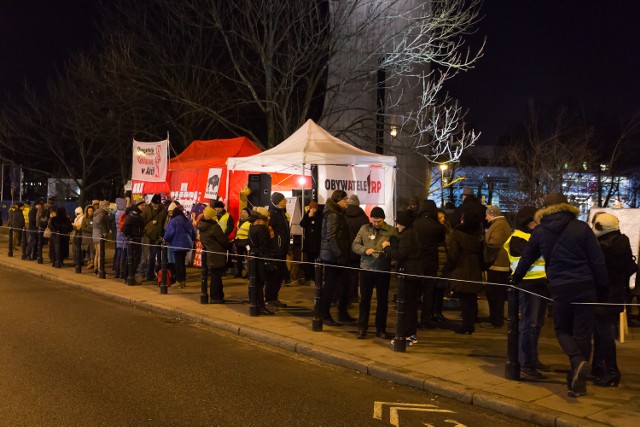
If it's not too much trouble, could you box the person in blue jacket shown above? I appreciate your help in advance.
[511,192,608,398]
[163,206,196,289]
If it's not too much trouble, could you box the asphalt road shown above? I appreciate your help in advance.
[0,264,534,427]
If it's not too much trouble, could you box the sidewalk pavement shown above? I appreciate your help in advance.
[1,249,638,427]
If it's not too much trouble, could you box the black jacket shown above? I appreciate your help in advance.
[299,209,322,253]
[123,208,145,241]
[384,226,422,276]
[597,230,634,314]
[268,205,290,257]
[451,195,486,228]
[197,218,229,269]
[412,200,445,275]
[344,204,369,263]
[319,199,350,265]
[514,203,608,298]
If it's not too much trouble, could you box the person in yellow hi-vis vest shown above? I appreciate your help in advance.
[233,208,252,278]
[504,206,550,379]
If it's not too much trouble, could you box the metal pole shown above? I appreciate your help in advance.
[248,255,259,316]
[21,228,27,260]
[312,259,324,332]
[74,232,82,273]
[99,237,106,278]
[505,286,521,380]
[393,268,407,352]
[8,226,13,257]
[37,230,43,264]
[126,240,134,285]
[200,248,209,304]
[159,244,168,294]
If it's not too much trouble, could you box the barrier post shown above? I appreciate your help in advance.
[248,256,259,316]
[37,230,43,264]
[21,228,28,260]
[74,233,82,273]
[8,227,13,257]
[159,244,168,294]
[53,232,62,268]
[393,268,407,352]
[312,259,324,332]
[505,286,521,380]
[126,240,134,285]
[200,248,209,304]
[98,237,106,278]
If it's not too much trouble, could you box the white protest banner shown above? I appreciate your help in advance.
[131,138,169,182]
[317,165,386,205]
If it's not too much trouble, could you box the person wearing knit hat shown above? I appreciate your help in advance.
[270,192,286,207]
[252,206,269,221]
[504,206,549,378]
[141,192,168,281]
[197,202,230,298]
[348,194,360,206]
[212,200,234,239]
[266,190,291,308]
[212,200,225,209]
[318,187,353,325]
[352,205,397,339]
[384,209,422,345]
[483,204,512,329]
[151,194,162,205]
[512,193,608,398]
[592,211,632,388]
[204,206,217,220]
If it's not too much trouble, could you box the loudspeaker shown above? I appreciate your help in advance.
[247,173,272,208]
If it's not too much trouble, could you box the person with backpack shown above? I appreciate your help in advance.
[590,212,635,388]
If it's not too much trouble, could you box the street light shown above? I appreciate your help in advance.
[439,164,448,208]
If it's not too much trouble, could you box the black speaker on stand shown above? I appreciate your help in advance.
[247,173,272,208]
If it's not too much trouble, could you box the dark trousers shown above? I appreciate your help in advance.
[303,251,319,281]
[26,229,38,259]
[405,279,421,337]
[113,247,123,275]
[265,256,287,302]
[145,245,161,281]
[209,267,225,301]
[486,270,509,326]
[593,312,619,373]
[458,292,477,333]
[122,241,142,282]
[358,270,390,333]
[551,284,596,374]
[173,250,188,282]
[321,264,349,319]
[518,280,549,367]
[420,277,436,326]
[234,243,247,276]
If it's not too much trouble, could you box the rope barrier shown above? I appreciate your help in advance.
[1,224,638,307]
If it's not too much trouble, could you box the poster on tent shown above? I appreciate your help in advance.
[131,138,169,182]
[317,165,386,205]
[204,168,223,200]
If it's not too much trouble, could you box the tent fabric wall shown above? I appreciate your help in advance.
[226,119,397,218]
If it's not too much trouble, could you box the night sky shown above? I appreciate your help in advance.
[1,0,639,145]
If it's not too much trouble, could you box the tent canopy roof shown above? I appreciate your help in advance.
[226,119,396,174]
[171,136,261,170]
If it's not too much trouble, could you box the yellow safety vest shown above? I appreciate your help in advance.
[504,229,546,280]
[235,220,250,240]
[216,212,231,234]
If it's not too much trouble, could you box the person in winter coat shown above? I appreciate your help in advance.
[248,207,275,315]
[164,207,197,289]
[504,206,550,379]
[233,207,252,278]
[483,205,513,328]
[299,201,322,285]
[48,207,73,268]
[383,211,422,346]
[512,192,608,398]
[451,188,486,228]
[319,190,353,325]
[92,200,112,274]
[26,200,42,260]
[266,192,290,308]
[8,202,26,247]
[412,199,446,328]
[122,201,145,285]
[442,210,485,335]
[352,206,397,339]
[113,198,127,278]
[198,206,231,302]
[80,205,95,267]
[344,194,369,302]
[434,209,452,321]
[141,194,168,281]
[591,212,634,387]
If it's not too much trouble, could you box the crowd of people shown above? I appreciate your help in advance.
[3,188,638,399]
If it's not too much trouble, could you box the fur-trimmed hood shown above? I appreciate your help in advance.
[534,202,580,229]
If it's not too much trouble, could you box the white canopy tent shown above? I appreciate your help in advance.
[226,119,397,218]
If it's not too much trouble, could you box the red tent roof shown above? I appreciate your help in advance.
[170,136,261,170]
